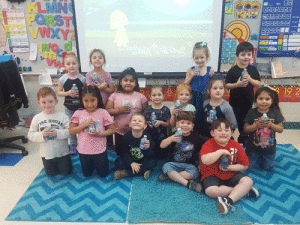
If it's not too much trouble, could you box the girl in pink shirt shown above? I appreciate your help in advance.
[85,49,114,107]
[106,67,148,156]
[70,86,115,177]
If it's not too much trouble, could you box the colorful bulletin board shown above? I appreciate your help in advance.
[257,0,300,57]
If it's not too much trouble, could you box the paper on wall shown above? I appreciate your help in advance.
[38,74,52,85]
[30,43,37,61]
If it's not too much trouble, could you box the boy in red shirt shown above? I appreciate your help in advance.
[200,118,259,215]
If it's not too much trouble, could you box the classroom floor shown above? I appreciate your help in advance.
[0,127,300,225]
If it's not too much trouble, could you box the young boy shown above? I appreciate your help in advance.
[158,111,206,193]
[225,41,261,145]
[114,112,157,180]
[28,87,72,177]
[200,118,259,215]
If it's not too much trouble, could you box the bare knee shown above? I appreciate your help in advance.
[205,186,220,198]
[240,176,253,187]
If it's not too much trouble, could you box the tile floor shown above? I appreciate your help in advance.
[0,127,299,225]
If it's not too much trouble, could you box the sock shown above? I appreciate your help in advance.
[186,180,192,188]
[227,197,233,205]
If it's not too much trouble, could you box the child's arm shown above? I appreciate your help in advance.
[201,149,231,165]
[28,117,49,142]
[57,81,74,97]
[244,120,267,133]
[209,68,214,76]
[225,76,248,89]
[224,164,248,172]
[160,134,181,148]
[170,107,180,127]
[184,68,195,84]
[69,118,94,135]
[55,115,71,140]
[243,74,262,87]
[95,82,114,94]
[94,124,116,137]
[161,119,170,128]
[269,121,283,133]
[105,100,129,116]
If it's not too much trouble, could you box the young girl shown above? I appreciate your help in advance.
[85,49,114,106]
[106,67,148,156]
[69,86,115,177]
[114,113,157,180]
[202,78,237,138]
[57,54,86,154]
[244,86,284,171]
[170,83,196,128]
[184,42,214,135]
[144,86,171,160]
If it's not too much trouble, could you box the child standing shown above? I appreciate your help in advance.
[200,118,259,215]
[225,41,261,145]
[244,86,284,171]
[144,86,171,160]
[57,54,86,154]
[106,67,148,156]
[114,113,157,180]
[202,78,237,138]
[85,49,114,106]
[69,86,115,177]
[169,83,196,128]
[159,111,206,193]
[184,42,214,134]
[28,87,72,177]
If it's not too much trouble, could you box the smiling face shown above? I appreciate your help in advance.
[129,115,147,131]
[236,50,253,67]
[120,75,137,93]
[90,51,105,69]
[176,119,194,136]
[193,49,208,68]
[178,89,192,105]
[82,93,98,113]
[150,88,164,105]
[255,91,273,113]
[210,123,233,146]
[38,95,58,114]
[208,80,225,100]
[64,56,79,75]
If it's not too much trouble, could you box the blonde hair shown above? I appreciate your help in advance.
[37,87,57,101]
[175,83,192,100]
[150,86,164,96]
[193,42,210,59]
[63,54,79,74]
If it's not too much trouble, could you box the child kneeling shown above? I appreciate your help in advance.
[200,118,259,215]
[159,111,206,193]
[114,113,157,180]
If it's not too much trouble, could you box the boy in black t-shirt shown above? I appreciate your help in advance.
[225,42,261,145]
[158,111,206,193]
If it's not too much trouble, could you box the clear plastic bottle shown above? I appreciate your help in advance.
[45,126,54,140]
[123,100,131,114]
[139,135,148,150]
[174,100,181,110]
[175,128,183,143]
[87,123,96,133]
[209,106,217,121]
[91,73,99,83]
[261,113,269,122]
[150,112,157,126]
[194,65,201,76]
[220,155,229,169]
[71,83,78,91]
[240,68,248,81]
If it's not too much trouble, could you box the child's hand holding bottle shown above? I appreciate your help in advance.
[94,81,108,91]
[237,76,248,88]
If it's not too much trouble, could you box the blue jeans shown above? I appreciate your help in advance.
[162,162,199,179]
[247,152,275,171]
[65,108,77,145]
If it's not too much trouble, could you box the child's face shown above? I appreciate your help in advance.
[82,93,98,113]
[210,123,233,146]
[256,91,273,112]
[120,75,136,93]
[91,52,105,69]
[178,89,192,105]
[150,89,164,104]
[209,80,225,99]
[64,57,79,75]
[129,115,147,131]
[176,119,194,135]
[236,51,253,67]
[193,49,207,68]
[38,95,58,114]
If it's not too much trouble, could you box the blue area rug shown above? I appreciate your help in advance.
[128,165,249,224]
[242,144,300,224]
[5,152,132,223]
[0,153,23,166]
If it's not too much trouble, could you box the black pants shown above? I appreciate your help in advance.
[231,102,252,143]
[79,151,109,177]
[115,157,157,177]
[42,154,73,177]
[115,133,124,156]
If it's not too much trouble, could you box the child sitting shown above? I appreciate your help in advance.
[200,118,259,215]
[158,111,206,193]
[114,113,157,180]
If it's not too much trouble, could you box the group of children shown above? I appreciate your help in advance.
[28,41,284,215]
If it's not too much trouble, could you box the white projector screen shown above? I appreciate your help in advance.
[73,0,224,74]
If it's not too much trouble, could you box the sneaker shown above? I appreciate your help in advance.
[114,170,128,180]
[107,145,115,152]
[144,170,151,180]
[216,197,235,215]
[158,173,169,182]
[69,145,77,155]
[187,180,202,193]
[246,187,259,198]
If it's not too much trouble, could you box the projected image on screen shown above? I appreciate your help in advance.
[74,0,224,73]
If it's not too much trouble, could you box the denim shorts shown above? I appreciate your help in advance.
[162,162,199,179]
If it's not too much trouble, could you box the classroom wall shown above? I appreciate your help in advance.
[0,0,299,123]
